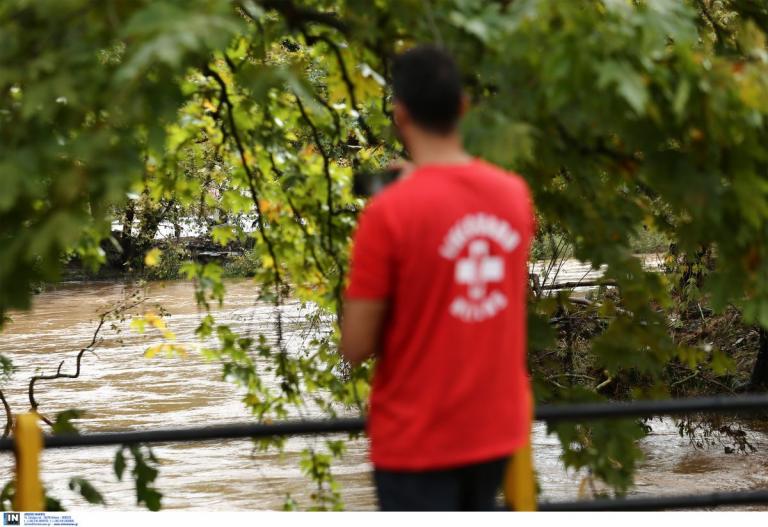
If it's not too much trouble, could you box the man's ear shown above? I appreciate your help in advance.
[459,93,470,117]
[393,100,410,131]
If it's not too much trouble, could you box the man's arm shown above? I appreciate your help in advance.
[341,299,389,366]
[342,193,395,366]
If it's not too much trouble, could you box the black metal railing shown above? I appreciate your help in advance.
[4,393,767,511]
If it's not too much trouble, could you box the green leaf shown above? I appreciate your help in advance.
[0,355,14,382]
[282,493,298,511]
[211,225,239,246]
[0,482,15,511]
[51,409,85,435]
[69,477,106,505]
[673,79,691,118]
[127,445,163,511]
[45,495,65,512]
[117,3,241,81]
[596,61,649,114]
[139,488,162,512]
[114,449,126,481]
[710,349,736,376]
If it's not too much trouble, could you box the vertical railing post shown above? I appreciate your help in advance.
[504,440,537,511]
[13,413,44,511]
[505,398,537,511]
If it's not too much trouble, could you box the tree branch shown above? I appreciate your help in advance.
[0,390,11,438]
[695,0,731,51]
[28,297,144,422]
[267,153,329,279]
[555,122,638,166]
[310,90,343,143]
[294,94,335,253]
[292,94,346,324]
[203,64,284,288]
[253,0,348,34]
[28,315,106,414]
[302,32,379,146]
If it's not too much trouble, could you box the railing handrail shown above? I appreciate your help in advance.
[538,489,768,512]
[5,392,768,511]
[2,393,766,452]
[536,393,768,422]
[0,417,366,451]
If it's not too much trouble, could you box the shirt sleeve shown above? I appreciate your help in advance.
[345,199,396,300]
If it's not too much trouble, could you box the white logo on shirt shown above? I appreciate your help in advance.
[439,213,520,323]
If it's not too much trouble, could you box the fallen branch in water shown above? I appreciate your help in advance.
[28,295,145,427]
[539,280,618,291]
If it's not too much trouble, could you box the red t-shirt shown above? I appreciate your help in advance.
[346,159,534,470]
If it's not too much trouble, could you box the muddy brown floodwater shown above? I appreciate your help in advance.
[0,278,767,510]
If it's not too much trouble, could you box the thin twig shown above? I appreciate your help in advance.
[294,93,336,255]
[292,94,345,324]
[28,297,144,419]
[252,0,349,34]
[203,64,283,288]
[310,90,342,143]
[594,377,613,392]
[671,370,699,388]
[28,316,106,412]
[695,0,731,50]
[268,154,329,279]
[0,390,12,438]
[304,33,378,146]
[424,0,445,46]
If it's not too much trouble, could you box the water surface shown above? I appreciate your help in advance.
[0,278,765,510]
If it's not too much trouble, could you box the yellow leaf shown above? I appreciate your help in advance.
[244,394,260,406]
[327,79,348,104]
[130,318,146,334]
[144,248,162,267]
[202,99,217,112]
[145,343,187,359]
[144,313,166,330]
[171,345,189,358]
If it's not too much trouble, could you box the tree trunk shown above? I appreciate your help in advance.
[750,327,768,390]
[120,202,136,266]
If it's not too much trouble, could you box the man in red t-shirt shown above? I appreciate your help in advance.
[341,45,535,511]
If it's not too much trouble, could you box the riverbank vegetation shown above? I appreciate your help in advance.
[2,0,768,510]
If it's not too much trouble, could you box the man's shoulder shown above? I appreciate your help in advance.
[363,173,416,210]
[356,179,409,230]
[366,159,530,211]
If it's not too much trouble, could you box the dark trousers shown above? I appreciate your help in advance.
[374,456,509,511]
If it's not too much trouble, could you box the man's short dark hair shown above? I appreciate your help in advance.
[392,45,463,134]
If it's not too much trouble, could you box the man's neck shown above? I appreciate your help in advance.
[407,131,472,167]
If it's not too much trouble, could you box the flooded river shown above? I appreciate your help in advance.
[0,278,767,510]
